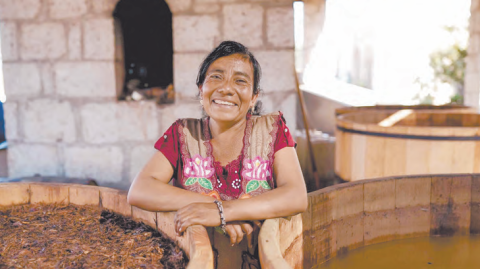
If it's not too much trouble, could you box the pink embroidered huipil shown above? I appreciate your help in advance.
[154,112,296,201]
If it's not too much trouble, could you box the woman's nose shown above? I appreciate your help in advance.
[217,81,235,94]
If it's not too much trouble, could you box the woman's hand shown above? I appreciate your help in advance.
[224,221,253,247]
[174,202,222,234]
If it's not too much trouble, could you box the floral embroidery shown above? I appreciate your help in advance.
[242,157,272,193]
[183,154,214,190]
[232,178,241,189]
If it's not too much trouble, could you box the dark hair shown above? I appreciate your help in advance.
[196,40,262,97]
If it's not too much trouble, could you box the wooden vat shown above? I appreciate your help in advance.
[259,174,480,268]
[0,183,214,269]
[335,104,473,117]
[0,182,299,268]
[335,111,480,182]
[4,175,478,268]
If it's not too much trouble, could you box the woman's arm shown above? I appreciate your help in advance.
[127,151,215,212]
[174,147,308,233]
[223,146,308,220]
[129,151,254,245]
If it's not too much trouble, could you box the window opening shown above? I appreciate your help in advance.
[113,0,174,104]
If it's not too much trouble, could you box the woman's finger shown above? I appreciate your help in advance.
[233,224,244,245]
[240,222,254,249]
[225,225,237,245]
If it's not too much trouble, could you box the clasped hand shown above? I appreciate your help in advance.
[174,202,261,246]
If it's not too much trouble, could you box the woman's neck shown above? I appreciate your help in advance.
[209,117,247,141]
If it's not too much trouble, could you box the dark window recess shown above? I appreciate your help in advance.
[113,0,174,104]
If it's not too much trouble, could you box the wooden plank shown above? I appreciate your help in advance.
[430,203,471,236]
[335,214,364,254]
[395,177,431,208]
[302,195,314,269]
[259,219,291,269]
[471,204,480,234]
[431,175,472,205]
[69,185,100,206]
[334,128,343,179]
[30,183,69,205]
[131,206,157,230]
[186,225,214,269]
[396,206,431,239]
[405,128,430,175]
[100,188,131,216]
[452,141,475,173]
[363,134,385,180]
[350,133,366,181]
[364,180,395,212]
[383,136,407,177]
[474,140,480,173]
[278,214,303,269]
[472,174,480,204]
[430,175,472,236]
[363,210,397,246]
[341,130,352,181]
[428,128,454,174]
[335,184,363,220]
[0,183,30,206]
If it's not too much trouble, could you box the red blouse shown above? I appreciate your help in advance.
[154,112,296,200]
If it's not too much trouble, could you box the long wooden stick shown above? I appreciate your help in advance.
[294,71,321,191]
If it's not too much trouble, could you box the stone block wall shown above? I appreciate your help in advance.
[466,0,480,110]
[0,0,297,189]
[170,0,298,124]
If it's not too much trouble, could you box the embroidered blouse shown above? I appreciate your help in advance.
[154,112,296,201]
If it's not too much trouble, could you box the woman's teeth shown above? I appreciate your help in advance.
[214,100,235,106]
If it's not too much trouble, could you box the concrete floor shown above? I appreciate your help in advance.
[0,149,7,178]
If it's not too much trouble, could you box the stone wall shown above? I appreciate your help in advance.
[0,0,297,189]
[466,0,480,110]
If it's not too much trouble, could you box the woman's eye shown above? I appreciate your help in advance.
[211,75,221,79]
[237,79,247,84]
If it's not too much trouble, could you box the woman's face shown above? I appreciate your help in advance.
[200,53,258,124]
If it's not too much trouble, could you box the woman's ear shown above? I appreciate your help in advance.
[251,93,259,107]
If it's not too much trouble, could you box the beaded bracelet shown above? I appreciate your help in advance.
[213,200,226,233]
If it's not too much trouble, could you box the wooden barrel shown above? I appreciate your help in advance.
[259,174,480,268]
[335,104,473,117]
[0,183,214,268]
[0,182,299,268]
[335,111,480,182]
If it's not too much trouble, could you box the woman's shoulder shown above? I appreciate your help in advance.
[173,117,205,127]
[252,111,286,125]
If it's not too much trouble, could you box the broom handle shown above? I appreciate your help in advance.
[294,71,321,190]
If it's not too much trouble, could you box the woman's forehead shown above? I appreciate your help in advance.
[208,54,253,74]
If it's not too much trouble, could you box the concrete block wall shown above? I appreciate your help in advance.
[466,0,480,110]
[0,0,297,189]
[169,0,298,125]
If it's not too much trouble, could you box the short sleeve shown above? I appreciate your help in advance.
[154,121,180,169]
[274,113,297,153]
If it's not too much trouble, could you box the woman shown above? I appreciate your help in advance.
[128,41,308,248]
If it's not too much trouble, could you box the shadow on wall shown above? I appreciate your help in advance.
[0,102,5,144]
[0,101,7,178]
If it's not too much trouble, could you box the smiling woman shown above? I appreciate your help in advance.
[127,41,308,266]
